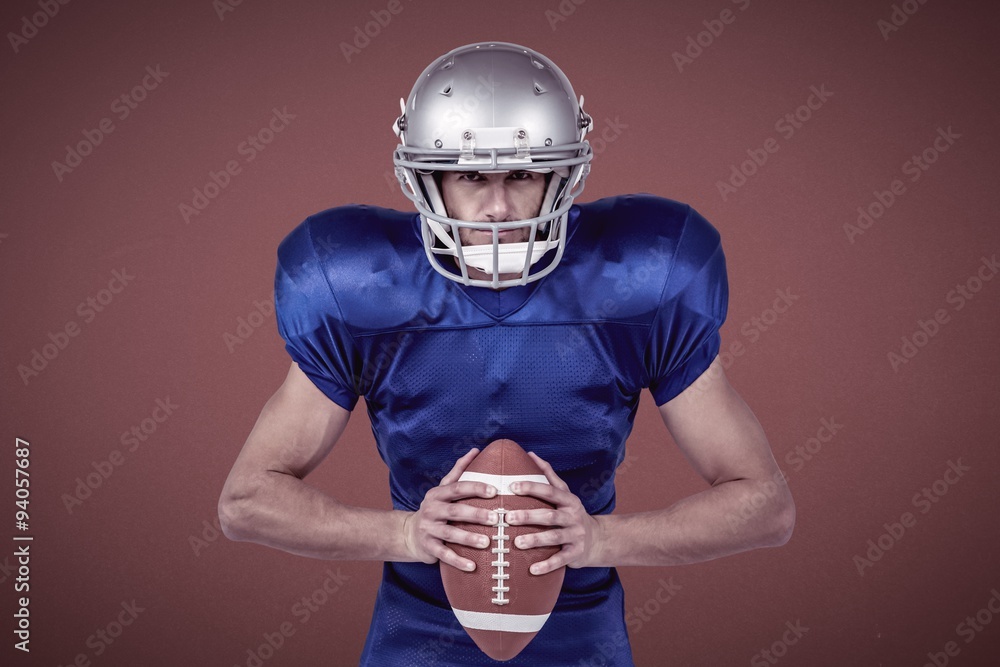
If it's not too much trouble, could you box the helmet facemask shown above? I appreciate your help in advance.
[392,42,593,289]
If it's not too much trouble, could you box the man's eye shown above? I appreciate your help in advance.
[508,171,532,180]
[459,172,484,182]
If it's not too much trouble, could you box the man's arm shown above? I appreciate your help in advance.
[218,362,408,560]
[508,355,795,571]
[597,354,795,566]
[218,362,497,568]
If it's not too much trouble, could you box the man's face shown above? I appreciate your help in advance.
[440,170,547,248]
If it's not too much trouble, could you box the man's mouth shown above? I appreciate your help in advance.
[467,228,523,244]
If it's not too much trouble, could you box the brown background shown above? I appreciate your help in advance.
[2,0,999,665]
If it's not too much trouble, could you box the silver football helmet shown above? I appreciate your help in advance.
[392,42,593,288]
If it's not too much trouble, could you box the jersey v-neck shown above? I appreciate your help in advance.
[456,277,541,319]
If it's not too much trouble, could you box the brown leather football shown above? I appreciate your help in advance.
[440,439,565,661]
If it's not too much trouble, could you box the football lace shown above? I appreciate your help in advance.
[490,508,511,605]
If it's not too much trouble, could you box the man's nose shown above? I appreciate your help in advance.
[481,181,512,221]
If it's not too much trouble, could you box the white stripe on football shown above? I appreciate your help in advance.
[452,608,552,633]
[457,471,549,495]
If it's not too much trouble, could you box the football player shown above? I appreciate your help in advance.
[219,42,795,666]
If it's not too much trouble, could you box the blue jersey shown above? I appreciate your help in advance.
[274,194,728,666]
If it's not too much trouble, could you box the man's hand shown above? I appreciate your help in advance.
[402,448,500,571]
[505,451,604,575]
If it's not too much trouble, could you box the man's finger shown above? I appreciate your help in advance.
[510,480,566,505]
[430,542,476,572]
[437,524,492,550]
[431,480,497,504]
[506,507,561,526]
[526,551,569,576]
[428,500,497,526]
[527,451,571,491]
[515,528,565,550]
[439,448,480,486]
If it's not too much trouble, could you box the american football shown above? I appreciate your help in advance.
[441,439,565,661]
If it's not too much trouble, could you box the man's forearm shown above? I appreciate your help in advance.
[593,477,794,567]
[220,470,413,562]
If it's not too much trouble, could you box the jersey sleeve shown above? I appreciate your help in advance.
[645,205,729,405]
[274,218,361,411]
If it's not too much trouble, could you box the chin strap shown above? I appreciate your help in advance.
[421,213,558,274]
[460,238,556,274]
